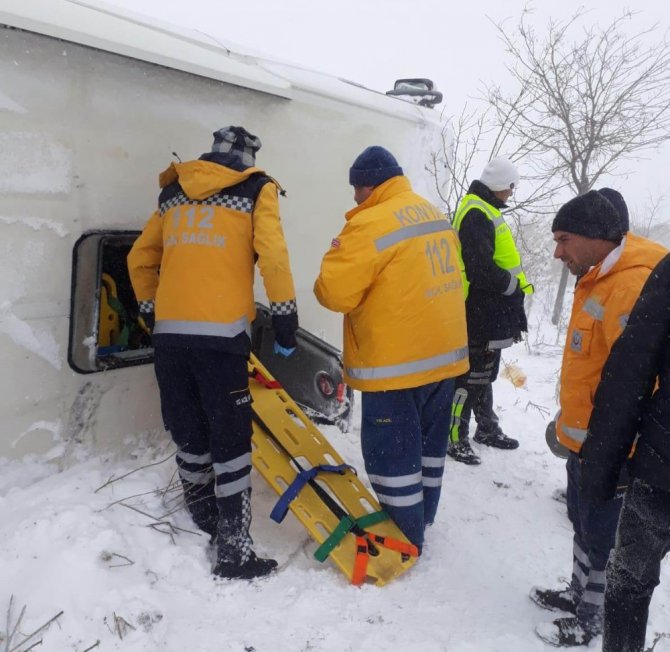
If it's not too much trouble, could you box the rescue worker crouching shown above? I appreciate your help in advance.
[314,146,469,554]
[128,126,299,580]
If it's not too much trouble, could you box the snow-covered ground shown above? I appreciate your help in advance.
[1,337,668,652]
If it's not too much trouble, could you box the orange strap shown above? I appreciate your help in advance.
[366,533,419,558]
[250,368,282,390]
[350,533,419,585]
[351,536,369,586]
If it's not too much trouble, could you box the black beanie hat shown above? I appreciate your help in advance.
[597,188,629,233]
[349,146,403,187]
[552,190,624,242]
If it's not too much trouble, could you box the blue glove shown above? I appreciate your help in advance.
[274,341,296,357]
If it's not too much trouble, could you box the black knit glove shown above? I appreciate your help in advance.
[138,300,155,334]
[272,312,298,350]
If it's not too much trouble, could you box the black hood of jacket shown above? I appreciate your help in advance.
[469,180,508,210]
[198,151,251,172]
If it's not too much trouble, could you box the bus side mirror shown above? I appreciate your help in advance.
[386,78,443,108]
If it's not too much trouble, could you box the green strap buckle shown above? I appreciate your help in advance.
[314,516,353,562]
[313,511,389,563]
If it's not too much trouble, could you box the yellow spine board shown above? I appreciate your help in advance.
[98,273,120,346]
[249,355,416,586]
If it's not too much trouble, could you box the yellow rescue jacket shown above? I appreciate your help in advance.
[314,176,469,392]
[557,232,668,452]
[128,160,296,341]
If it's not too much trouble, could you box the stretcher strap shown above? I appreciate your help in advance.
[250,367,282,389]
[350,531,419,586]
[365,533,419,557]
[313,510,389,563]
[270,464,355,523]
[351,536,369,585]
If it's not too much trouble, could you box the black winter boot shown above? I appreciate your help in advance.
[530,585,578,614]
[181,478,218,540]
[474,426,519,450]
[535,616,596,647]
[447,439,481,465]
[214,488,277,580]
[214,552,278,580]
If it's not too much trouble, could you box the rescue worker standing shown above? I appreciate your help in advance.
[447,157,531,465]
[531,191,667,646]
[314,146,469,553]
[128,126,299,580]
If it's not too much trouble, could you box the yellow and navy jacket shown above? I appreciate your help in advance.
[557,232,667,453]
[314,175,469,392]
[127,155,297,355]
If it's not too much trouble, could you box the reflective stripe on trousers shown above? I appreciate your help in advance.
[421,455,446,488]
[368,471,423,507]
[214,452,252,498]
[176,448,215,485]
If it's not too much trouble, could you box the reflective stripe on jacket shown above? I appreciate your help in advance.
[314,176,469,392]
[128,160,296,340]
[557,232,668,453]
[452,193,532,299]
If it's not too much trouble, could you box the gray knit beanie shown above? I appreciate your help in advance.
[211,126,261,167]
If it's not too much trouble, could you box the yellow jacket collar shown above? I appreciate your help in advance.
[158,160,266,200]
[345,176,412,221]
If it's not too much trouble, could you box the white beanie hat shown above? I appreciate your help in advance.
[479,157,519,192]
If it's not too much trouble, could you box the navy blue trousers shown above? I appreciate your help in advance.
[603,479,670,652]
[153,346,253,537]
[566,452,624,632]
[361,378,455,550]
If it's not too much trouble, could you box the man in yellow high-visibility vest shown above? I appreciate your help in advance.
[447,157,532,465]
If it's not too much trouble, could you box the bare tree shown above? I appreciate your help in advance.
[427,99,565,224]
[486,7,670,322]
[426,98,567,299]
[426,103,490,219]
[630,192,668,239]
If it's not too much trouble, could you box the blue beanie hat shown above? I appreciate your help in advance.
[597,188,629,233]
[349,146,403,187]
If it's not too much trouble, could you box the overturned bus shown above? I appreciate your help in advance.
[0,0,449,460]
